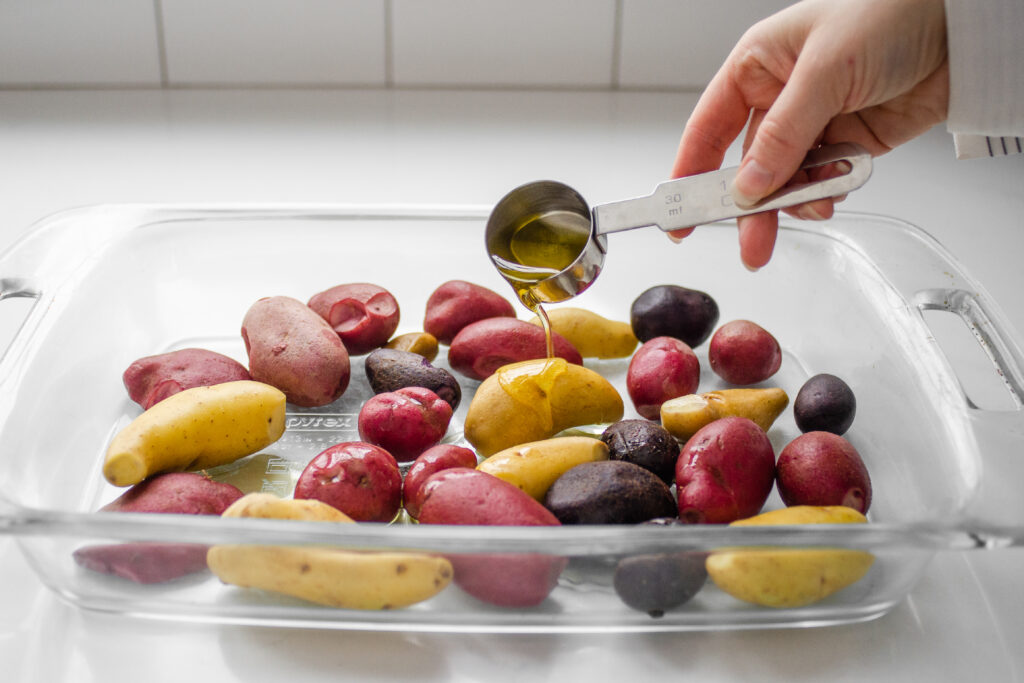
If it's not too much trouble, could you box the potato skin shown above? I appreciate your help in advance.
[101,472,244,514]
[708,320,782,385]
[402,444,479,519]
[102,380,287,487]
[423,280,516,345]
[123,348,251,410]
[776,432,872,513]
[357,387,454,462]
[73,473,244,584]
[675,417,776,524]
[294,442,403,522]
[631,285,719,347]
[208,494,453,610]
[600,419,680,485]
[528,307,638,359]
[464,358,624,457]
[706,506,874,608]
[477,436,609,502]
[241,295,351,407]
[448,317,583,381]
[385,332,439,362]
[308,282,400,356]
[626,336,700,420]
[364,347,461,410]
[543,460,678,525]
[417,468,567,607]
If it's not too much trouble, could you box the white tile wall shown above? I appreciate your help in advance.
[618,0,793,89]
[160,0,386,86]
[0,0,795,90]
[391,0,616,88]
[0,0,161,86]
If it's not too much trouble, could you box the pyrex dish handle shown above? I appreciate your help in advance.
[817,212,1024,547]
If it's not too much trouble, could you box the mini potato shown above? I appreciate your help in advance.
[527,307,638,359]
[102,380,287,487]
[208,493,454,610]
[464,358,624,457]
[477,436,610,501]
[660,387,789,442]
[705,505,874,608]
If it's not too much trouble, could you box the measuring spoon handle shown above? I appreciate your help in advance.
[592,142,873,235]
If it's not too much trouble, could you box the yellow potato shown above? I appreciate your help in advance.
[207,493,454,610]
[477,436,609,501]
[103,380,287,487]
[660,387,789,442]
[464,358,624,457]
[706,505,874,608]
[528,307,638,359]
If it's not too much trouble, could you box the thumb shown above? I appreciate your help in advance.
[732,56,847,206]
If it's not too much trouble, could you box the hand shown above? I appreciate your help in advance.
[670,0,949,269]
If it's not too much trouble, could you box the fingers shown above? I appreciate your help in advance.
[671,73,754,180]
[668,67,756,243]
[733,50,850,206]
[737,211,779,270]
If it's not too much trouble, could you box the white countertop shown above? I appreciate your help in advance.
[1,89,1023,682]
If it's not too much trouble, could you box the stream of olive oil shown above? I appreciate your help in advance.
[487,209,591,359]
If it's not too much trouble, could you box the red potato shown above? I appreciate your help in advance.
[123,348,251,410]
[675,417,776,524]
[418,468,567,607]
[73,473,244,583]
[708,320,782,385]
[308,283,400,356]
[626,336,701,420]
[357,387,453,462]
[776,432,872,513]
[423,280,517,345]
[447,317,583,381]
[402,444,479,519]
[241,295,351,407]
[293,442,403,522]
[100,472,244,514]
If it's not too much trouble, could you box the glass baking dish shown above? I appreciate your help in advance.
[1,204,1022,632]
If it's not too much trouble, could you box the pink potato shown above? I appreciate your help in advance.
[402,444,479,519]
[708,320,782,385]
[73,473,244,583]
[776,431,872,513]
[417,468,567,607]
[675,417,776,524]
[294,442,403,522]
[357,387,453,462]
[100,471,244,514]
[626,336,701,420]
[447,317,583,381]
[123,348,252,410]
[308,283,400,356]
[241,295,351,407]
[423,280,516,345]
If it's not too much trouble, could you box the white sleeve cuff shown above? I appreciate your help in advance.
[953,133,1024,159]
[944,0,1024,136]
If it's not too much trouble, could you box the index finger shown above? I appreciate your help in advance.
[671,68,754,179]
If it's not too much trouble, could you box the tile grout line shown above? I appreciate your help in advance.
[610,0,624,90]
[153,0,169,87]
[384,0,394,88]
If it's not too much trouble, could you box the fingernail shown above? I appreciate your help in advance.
[795,204,826,220]
[667,233,683,244]
[743,262,760,273]
[732,159,775,208]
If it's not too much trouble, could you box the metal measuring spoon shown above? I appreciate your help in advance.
[486,142,872,305]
